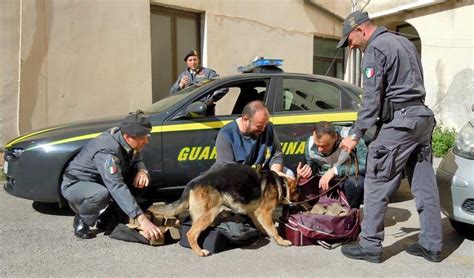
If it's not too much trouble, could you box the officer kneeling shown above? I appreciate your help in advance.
[61,112,163,241]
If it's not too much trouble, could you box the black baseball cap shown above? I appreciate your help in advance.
[184,50,199,61]
[120,112,152,137]
[337,11,371,48]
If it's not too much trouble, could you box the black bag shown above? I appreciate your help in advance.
[109,223,180,246]
[109,223,151,245]
[179,212,260,254]
[109,208,180,246]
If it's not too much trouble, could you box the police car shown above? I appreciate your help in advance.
[3,58,362,205]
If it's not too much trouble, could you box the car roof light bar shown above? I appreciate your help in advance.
[238,57,284,73]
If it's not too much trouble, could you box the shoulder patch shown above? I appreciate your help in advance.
[364,67,375,79]
[105,156,119,175]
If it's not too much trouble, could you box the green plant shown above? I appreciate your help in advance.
[432,125,457,157]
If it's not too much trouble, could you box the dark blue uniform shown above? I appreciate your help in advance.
[61,127,146,226]
[169,67,218,94]
[352,27,442,253]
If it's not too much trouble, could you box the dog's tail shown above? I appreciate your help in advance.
[148,187,191,217]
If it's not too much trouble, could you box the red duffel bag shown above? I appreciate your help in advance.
[278,176,361,249]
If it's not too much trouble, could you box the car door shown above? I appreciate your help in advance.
[160,77,272,189]
[270,76,358,171]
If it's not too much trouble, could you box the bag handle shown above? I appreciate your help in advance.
[317,240,344,250]
[288,176,347,207]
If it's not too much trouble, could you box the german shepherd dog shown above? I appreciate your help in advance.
[151,163,299,256]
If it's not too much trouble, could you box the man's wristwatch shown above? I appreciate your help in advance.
[350,133,360,141]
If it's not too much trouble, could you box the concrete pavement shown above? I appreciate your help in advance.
[1,158,473,277]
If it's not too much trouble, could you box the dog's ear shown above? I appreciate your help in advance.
[285,175,301,202]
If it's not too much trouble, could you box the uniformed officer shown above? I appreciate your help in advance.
[61,112,163,241]
[169,50,219,94]
[337,11,442,263]
[298,121,366,208]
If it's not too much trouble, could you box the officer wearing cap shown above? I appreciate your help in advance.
[61,112,163,241]
[337,11,442,263]
[169,50,219,94]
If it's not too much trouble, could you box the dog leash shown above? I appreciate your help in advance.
[287,151,359,207]
[287,176,347,207]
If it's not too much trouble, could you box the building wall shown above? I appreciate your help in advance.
[151,0,344,75]
[0,0,21,147]
[409,6,473,129]
[2,0,153,145]
[6,0,470,147]
[1,0,349,146]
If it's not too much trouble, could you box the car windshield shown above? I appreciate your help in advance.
[143,79,217,114]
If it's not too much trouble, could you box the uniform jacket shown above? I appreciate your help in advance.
[169,66,218,94]
[62,127,147,218]
[352,27,434,138]
[305,126,367,177]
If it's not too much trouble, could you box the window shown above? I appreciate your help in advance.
[190,80,268,117]
[313,37,344,79]
[281,79,341,112]
[150,6,201,102]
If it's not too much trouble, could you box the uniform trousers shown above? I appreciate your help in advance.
[62,181,111,227]
[359,113,442,252]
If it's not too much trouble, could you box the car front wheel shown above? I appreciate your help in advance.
[449,219,474,238]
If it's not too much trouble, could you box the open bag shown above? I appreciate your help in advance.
[278,176,361,249]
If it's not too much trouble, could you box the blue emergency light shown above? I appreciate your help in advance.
[238,57,284,73]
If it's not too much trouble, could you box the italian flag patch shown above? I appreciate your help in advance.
[364,67,375,79]
[106,156,119,175]
[109,165,117,175]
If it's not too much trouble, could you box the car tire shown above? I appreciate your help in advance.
[449,219,474,238]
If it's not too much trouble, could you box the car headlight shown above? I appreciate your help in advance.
[453,120,474,160]
[5,148,25,160]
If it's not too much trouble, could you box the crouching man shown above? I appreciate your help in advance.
[297,121,367,208]
[61,112,162,241]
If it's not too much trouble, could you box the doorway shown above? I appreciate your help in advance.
[150,6,201,102]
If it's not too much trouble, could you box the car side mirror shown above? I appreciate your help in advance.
[186,101,207,118]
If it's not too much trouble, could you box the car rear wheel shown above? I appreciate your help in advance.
[449,219,474,238]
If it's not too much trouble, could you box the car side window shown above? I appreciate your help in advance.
[282,79,341,112]
[199,81,268,116]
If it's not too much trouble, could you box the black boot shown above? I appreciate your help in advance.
[96,205,120,234]
[73,214,95,239]
[341,243,382,263]
[406,243,442,262]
